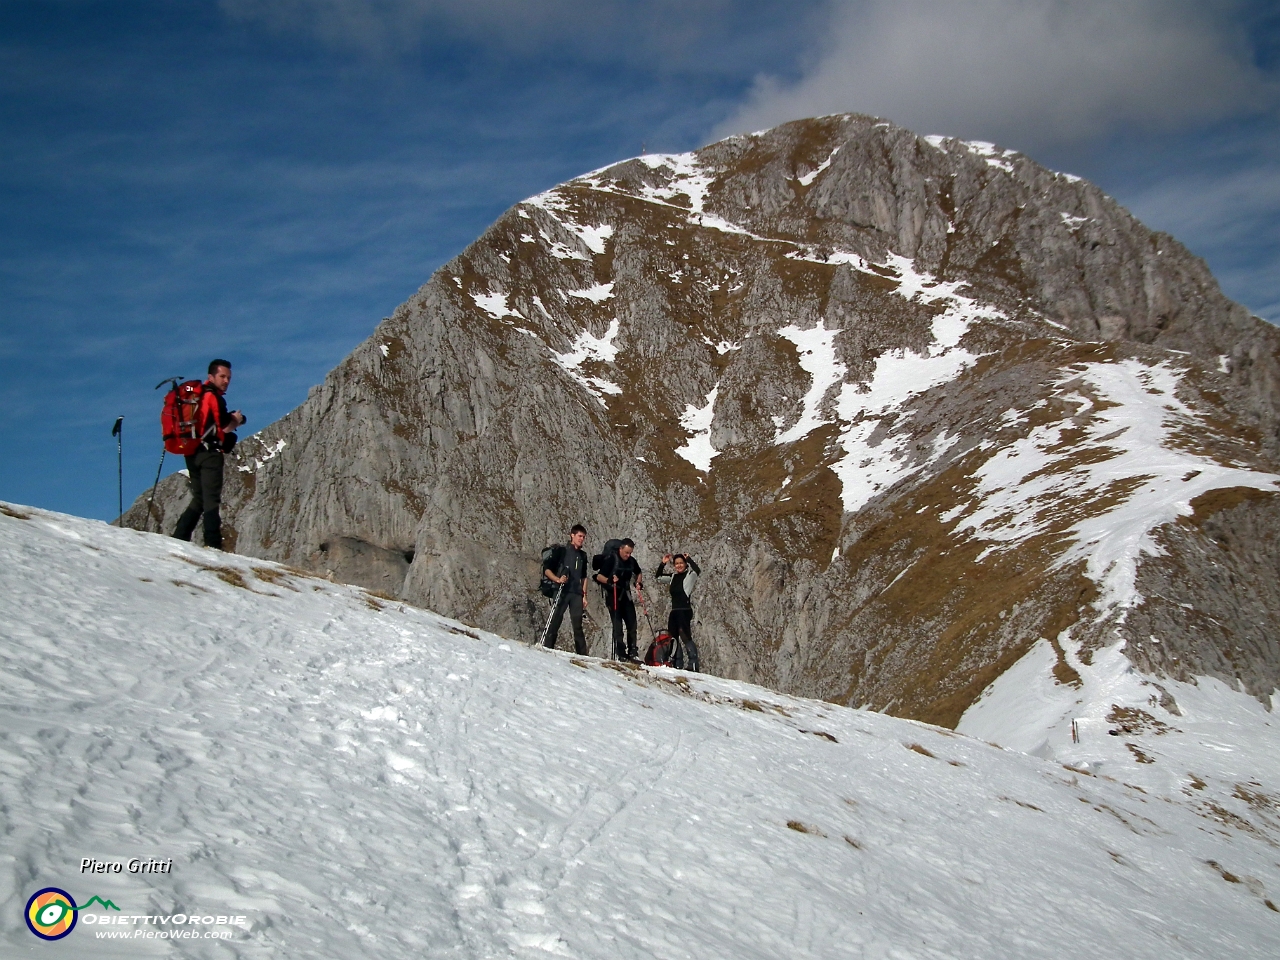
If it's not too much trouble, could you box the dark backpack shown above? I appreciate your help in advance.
[161,380,205,455]
[591,538,625,573]
[644,632,677,667]
[539,545,566,598]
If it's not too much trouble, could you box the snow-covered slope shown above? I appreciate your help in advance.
[4,504,1279,958]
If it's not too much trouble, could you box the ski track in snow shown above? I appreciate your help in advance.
[3,505,1280,958]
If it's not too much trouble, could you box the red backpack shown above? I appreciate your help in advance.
[161,380,205,455]
[644,632,677,667]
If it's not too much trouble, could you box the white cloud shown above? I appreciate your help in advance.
[717,0,1272,147]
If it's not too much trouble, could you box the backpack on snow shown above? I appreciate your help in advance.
[644,632,677,667]
[539,545,566,598]
[161,380,206,455]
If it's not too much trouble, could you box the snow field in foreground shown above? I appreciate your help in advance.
[2,504,1279,959]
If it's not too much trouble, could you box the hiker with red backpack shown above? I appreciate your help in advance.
[595,538,643,662]
[170,359,246,550]
[655,553,701,672]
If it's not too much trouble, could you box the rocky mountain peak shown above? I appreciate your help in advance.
[129,114,1280,737]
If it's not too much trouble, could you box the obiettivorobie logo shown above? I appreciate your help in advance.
[24,888,119,941]
[24,887,248,942]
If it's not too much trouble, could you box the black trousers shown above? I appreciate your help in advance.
[668,608,699,672]
[173,448,225,549]
[544,588,586,654]
[608,595,638,659]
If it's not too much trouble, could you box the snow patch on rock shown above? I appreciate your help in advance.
[521,192,613,255]
[550,319,623,403]
[797,147,840,186]
[237,438,287,474]
[472,291,519,320]
[637,152,715,213]
[775,320,846,445]
[675,386,720,473]
[831,310,981,513]
[960,140,1019,173]
[566,282,615,303]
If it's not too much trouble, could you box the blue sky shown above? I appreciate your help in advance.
[2,0,1278,522]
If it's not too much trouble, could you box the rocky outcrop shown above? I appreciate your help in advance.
[127,114,1280,723]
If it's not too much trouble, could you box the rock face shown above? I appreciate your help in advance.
[128,114,1280,726]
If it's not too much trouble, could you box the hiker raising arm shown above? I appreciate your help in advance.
[656,553,701,672]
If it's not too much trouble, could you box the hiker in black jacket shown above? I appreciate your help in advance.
[656,553,701,672]
[596,538,643,661]
[543,524,589,654]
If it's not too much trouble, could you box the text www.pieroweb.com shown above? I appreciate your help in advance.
[95,928,233,939]
[86,914,246,939]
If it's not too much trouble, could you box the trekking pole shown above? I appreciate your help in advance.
[636,583,658,644]
[537,581,565,648]
[111,417,124,523]
[611,580,618,660]
[635,582,664,666]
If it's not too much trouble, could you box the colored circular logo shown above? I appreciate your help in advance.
[25,888,78,941]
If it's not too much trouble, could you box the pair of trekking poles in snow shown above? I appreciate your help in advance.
[535,580,607,654]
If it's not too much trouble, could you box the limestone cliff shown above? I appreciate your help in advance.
[126,115,1280,725]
